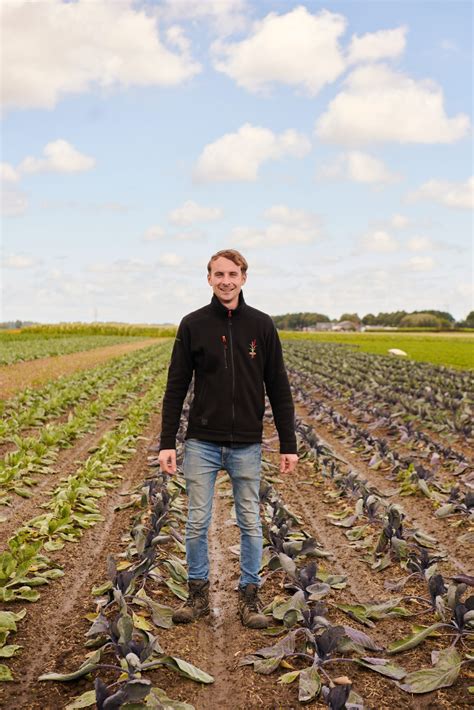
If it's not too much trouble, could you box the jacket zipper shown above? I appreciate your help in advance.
[228,309,235,443]
[221,334,228,369]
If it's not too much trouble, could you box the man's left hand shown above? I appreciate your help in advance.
[280,453,298,474]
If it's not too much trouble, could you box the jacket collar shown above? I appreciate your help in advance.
[210,290,246,318]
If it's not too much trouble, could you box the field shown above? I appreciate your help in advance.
[280,331,474,370]
[0,333,472,710]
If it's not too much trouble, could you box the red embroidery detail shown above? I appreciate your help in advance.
[249,339,257,358]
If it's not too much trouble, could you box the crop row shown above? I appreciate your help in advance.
[0,357,172,682]
[0,342,169,441]
[35,451,214,707]
[288,370,473,530]
[283,341,473,438]
[0,343,172,503]
[286,353,473,486]
[0,334,141,366]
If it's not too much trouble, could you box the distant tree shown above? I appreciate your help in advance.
[399,313,443,328]
[272,312,330,330]
[339,313,361,324]
[15,320,22,329]
[457,311,474,328]
[362,313,377,325]
[411,310,454,327]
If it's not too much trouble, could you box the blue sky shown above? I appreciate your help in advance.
[1,0,472,324]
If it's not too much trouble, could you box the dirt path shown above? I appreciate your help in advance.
[152,475,298,710]
[0,339,160,399]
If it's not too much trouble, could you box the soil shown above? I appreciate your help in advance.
[0,339,159,399]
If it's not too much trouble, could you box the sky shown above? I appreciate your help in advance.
[1,0,473,324]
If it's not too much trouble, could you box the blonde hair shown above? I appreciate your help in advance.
[207,249,248,274]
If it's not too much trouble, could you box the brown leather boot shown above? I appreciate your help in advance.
[238,583,269,629]
[172,579,210,624]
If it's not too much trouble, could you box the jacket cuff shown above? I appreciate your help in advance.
[280,441,297,454]
[159,436,176,451]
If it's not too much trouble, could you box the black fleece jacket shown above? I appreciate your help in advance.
[159,291,296,453]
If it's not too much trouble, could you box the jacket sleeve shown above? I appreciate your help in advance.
[159,320,194,450]
[263,322,297,454]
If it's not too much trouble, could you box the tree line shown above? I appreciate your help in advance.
[272,310,474,330]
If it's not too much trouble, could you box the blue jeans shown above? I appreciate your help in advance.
[183,438,263,587]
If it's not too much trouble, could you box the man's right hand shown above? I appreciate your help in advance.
[158,449,177,474]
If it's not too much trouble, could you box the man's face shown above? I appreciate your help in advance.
[207,256,246,308]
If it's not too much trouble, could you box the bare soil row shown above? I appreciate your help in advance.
[0,339,158,399]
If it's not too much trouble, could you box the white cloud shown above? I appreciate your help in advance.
[346,151,400,183]
[347,26,407,64]
[1,189,28,217]
[2,0,201,111]
[316,64,470,145]
[173,229,205,241]
[455,282,474,301]
[2,253,38,269]
[319,150,400,184]
[158,252,184,267]
[194,123,311,182]
[0,163,20,183]
[390,213,410,229]
[230,203,321,248]
[262,205,319,230]
[407,235,433,252]
[360,230,399,253]
[231,224,314,248]
[408,177,474,210]
[169,200,223,225]
[407,256,435,271]
[158,0,249,36]
[440,39,459,53]
[165,25,192,54]
[212,7,346,95]
[87,259,152,274]
[143,226,166,242]
[19,140,95,174]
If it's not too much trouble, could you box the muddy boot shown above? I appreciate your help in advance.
[238,583,269,629]
[172,579,210,624]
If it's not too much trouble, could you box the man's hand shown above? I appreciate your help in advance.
[280,453,298,474]
[158,449,177,474]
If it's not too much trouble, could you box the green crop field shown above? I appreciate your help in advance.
[1,330,472,709]
[280,331,474,370]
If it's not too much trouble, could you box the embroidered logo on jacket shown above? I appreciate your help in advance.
[249,339,257,358]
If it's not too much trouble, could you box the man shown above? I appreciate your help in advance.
[158,249,297,628]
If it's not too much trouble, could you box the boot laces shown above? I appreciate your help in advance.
[186,583,207,606]
[244,586,259,612]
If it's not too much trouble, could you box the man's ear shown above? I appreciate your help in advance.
[207,272,211,285]
[242,272,247,283]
